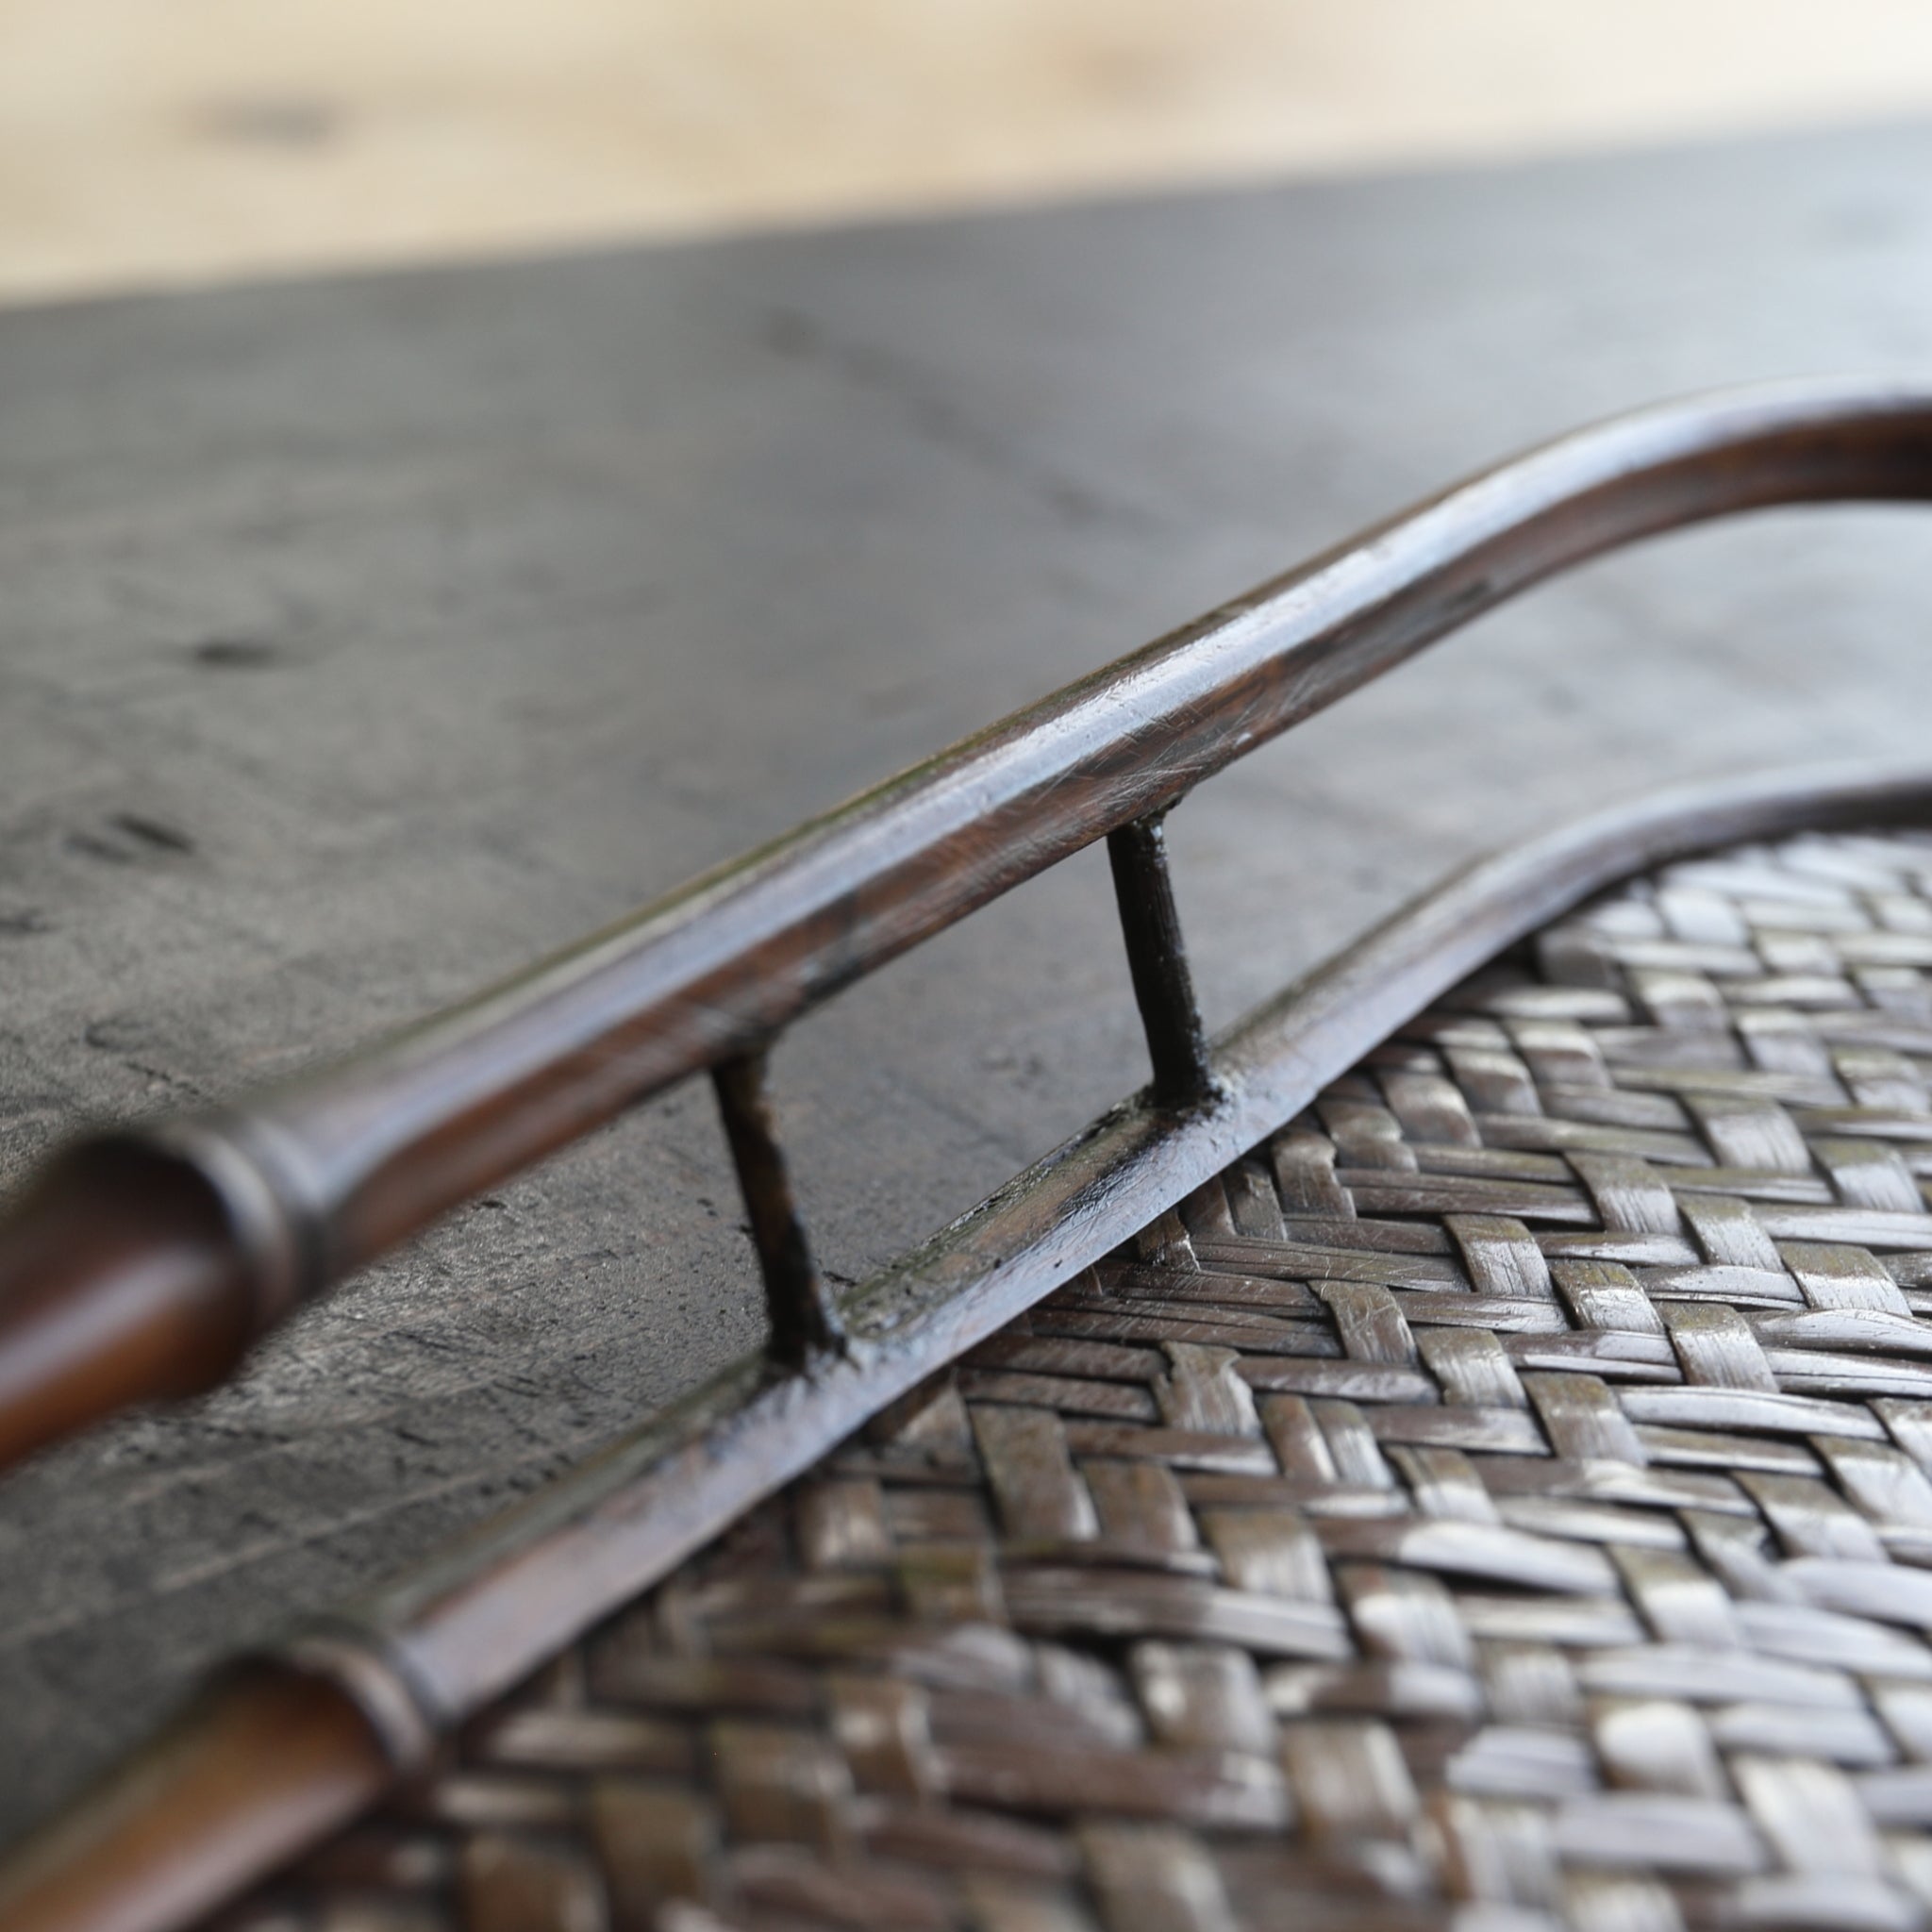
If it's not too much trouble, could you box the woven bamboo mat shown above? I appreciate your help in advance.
[226,824,1932,1932]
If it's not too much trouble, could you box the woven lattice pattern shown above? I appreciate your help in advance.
[234,829,1932,1932]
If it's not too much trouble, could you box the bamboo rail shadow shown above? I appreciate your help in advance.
[1,376,1931,1930]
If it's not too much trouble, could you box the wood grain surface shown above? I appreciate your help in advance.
[4,118,1932,1849]
[6,0,1932,304]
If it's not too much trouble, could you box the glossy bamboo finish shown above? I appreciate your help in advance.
[711,1048,846,1367]
[0,1141,258,1473]
[1108,814,1219,1111]
[0,378,1927,1478]
[0,1668,390,1932]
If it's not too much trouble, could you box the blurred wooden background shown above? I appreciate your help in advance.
[8,0,1932,305]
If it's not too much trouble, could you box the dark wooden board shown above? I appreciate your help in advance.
[4,119,1932,1839]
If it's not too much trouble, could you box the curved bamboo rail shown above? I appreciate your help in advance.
[0,377,1928,1473]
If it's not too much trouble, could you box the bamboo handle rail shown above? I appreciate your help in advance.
[0,376,1927,1477]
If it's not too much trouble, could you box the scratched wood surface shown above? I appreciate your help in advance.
[4,121,1932,1845]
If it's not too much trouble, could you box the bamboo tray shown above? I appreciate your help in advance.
[3,380,1931,1932]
